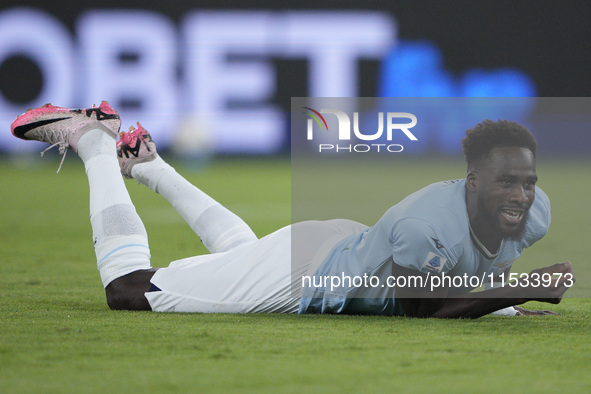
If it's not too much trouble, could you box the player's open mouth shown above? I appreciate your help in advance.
[500,209,524,224]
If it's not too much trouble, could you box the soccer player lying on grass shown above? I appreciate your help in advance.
[11,102,574,318]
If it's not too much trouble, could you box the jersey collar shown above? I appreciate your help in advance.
[469,223,501,260]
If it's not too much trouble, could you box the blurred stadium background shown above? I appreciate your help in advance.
[1,0,590,158]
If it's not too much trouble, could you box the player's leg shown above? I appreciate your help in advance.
[144,219,367,313]
[117,124,257,253]
[11,103,154,310]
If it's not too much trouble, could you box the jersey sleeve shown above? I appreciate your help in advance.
[523,186,551,248]
[390,217,456,275]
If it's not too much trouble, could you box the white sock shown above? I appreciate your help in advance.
[78,129,152,287]
[131,156,257,253]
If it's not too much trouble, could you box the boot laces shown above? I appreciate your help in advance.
[37,129,70,173]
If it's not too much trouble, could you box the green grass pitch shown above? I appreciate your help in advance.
[1,153,590,392]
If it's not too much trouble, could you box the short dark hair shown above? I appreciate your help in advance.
[462,120,537,170]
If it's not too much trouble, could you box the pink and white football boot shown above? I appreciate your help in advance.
[116,122,158,179]
[11,101,121,170]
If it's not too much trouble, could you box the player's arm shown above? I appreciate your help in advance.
[487,275,558,316]
[393,261,574,319]
[488,273,559,316]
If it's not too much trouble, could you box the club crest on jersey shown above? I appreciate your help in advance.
[493,259,515,272]
[421,252,446,273]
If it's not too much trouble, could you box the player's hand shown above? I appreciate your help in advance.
[522,262,574,303]
[513,306,559,316]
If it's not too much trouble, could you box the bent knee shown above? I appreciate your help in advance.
[105,281,149,310]
[105,269,156,311]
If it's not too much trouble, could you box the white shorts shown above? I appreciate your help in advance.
[144,219,367,313]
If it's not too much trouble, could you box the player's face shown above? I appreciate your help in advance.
[473,146,537,240]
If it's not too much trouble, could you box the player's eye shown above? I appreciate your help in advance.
[524,180,536,189]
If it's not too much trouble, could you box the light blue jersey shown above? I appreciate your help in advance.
[298,179,551,315]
